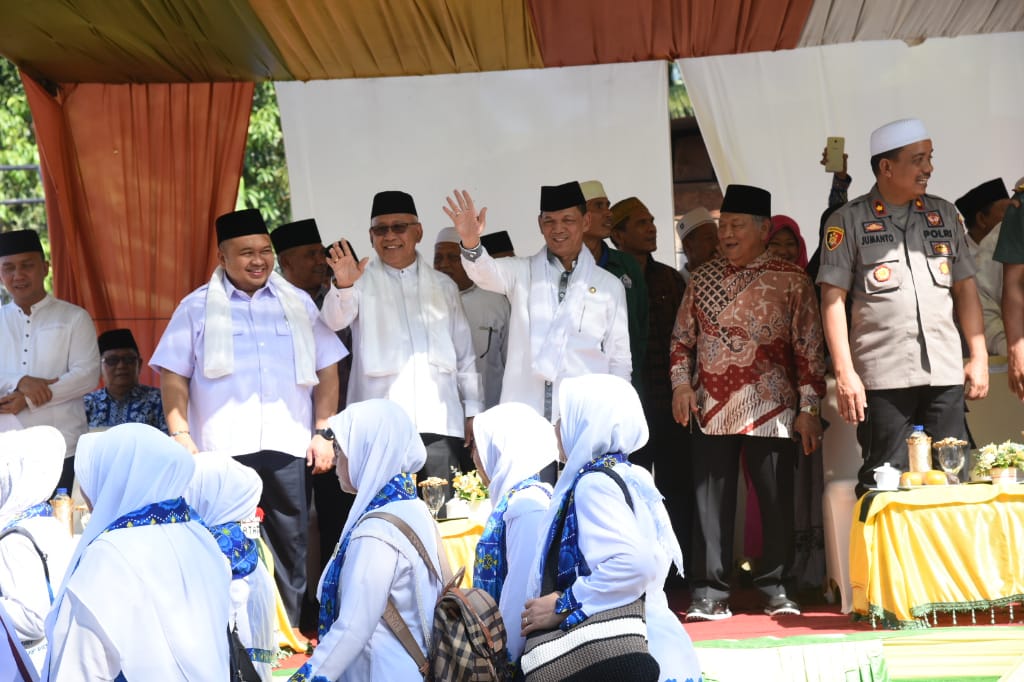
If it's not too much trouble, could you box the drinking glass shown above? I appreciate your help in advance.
[423,484,446,520]
[937,444,966,484]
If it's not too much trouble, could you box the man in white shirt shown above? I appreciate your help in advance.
[448,182,631,422]
[321,191,482,506]
[434,227,509,409]
[0,229,99,490]
[956,178,1012,355]
[151,208,346,624]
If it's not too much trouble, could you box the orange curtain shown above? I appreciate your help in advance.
[22,75,254,385]
[526,0,815,66]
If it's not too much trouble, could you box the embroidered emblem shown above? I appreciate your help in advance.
[863,221,885,233]
[914,197,925,210]
[825,226,844,251]
[931,241,951,256]
[588,287,596,293]
[620,274,632,289]
[939,260,950,275]
[873,264,892,283]
[925,211,943,227]
[873,200,886,216]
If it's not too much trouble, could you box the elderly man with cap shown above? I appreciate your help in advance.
[272,218,331,301]
[817,118,989,497]
[83,328,166,432]
[957,179,1012,356]
[996,178,1024,399]
[677,207,719,284]
[448,183,631,423]
[434,227,510,409]
[151,208,346,626]
[579,180,649,396]
[0,229,99,489]
[321,191,482,498]
[671,184,825,621]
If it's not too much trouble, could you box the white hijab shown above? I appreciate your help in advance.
[0,426,65,529]
[44,424,231,681]
[526,374,683,599]
[472,402,557,505]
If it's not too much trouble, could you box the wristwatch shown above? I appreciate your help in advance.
[314,428,335,441]
[800,404,820,417]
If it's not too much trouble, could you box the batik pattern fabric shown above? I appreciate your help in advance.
[670,252,825,437]
[0,501,53,533]
[538,453,628,629]
[84,384,168,433]
[473,475,548,602]
[101,497,190,533]
[315,472,417,640]
[208,522,259,579]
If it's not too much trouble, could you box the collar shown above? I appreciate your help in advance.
[223,275,273,300]
[381,255,419,278]
[724,250,771,273]
[103,384,146,403]
[21,293,55,316]
[868,184,932,218]
[545,248,577,273]
[597,242,610,268]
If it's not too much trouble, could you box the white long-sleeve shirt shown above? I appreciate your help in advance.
[320,258,482,438]
[499,486,549,660]
[0,296,99,456]
[461,247,630,422]
[0,517,73,646]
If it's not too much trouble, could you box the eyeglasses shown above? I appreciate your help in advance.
[370,222,418,237]
[102,354,139,367]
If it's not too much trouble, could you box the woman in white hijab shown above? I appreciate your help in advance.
[290,399,444,682]
[44,423,232,681]
[521,374,703,682]
[471,402,555,660]
[0,426,74,675]
[185,453,275,682]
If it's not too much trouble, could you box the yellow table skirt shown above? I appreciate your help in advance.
[439,517,485,587]
[850,484,1024,628]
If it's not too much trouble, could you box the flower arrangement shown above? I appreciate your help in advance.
[450,468,489,502]
[972,440,1024,478]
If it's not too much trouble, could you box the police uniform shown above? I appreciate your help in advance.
[817,185,975,494]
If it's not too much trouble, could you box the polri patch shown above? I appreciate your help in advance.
[863,221,886,233]
[825,226,845,251]
[931,241,951,256]
[873,264,892,282]
[925,211,943,227]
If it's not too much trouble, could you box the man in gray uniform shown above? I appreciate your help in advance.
[817,118,989,497]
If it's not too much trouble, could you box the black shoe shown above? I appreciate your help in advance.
[764,595,801,617]
[685,598,732,622]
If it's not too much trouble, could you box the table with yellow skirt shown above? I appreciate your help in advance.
[268,517,485,650]
[850,484,1024,629]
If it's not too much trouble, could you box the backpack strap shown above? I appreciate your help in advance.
[360,510,457,678]
[0,526,53,603]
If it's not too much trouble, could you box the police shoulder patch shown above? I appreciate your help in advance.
[825,226,844,251]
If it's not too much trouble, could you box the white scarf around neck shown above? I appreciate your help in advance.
[528,247,596,381]
[202,266,318,386]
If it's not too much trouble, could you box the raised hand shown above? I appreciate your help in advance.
[443,189,487,249]
[326,239,369,289]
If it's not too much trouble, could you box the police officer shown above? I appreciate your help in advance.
[816,118,989,497]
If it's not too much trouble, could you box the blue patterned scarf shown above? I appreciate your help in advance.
[540,454,628,593]
[208,522,259,579]
[316,472,417,641]
[473,476,549,602]
[102,497,191,533]
[1,501,53,533]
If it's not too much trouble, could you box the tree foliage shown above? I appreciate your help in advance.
[238,81,292,226]
[0,57,45,233]
[668,62,694,119]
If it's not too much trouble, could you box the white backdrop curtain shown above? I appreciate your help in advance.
[275,61,674,265]
[679,31,1024,253]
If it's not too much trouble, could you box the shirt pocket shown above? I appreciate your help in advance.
[276,317,292,336]
[859,242,902,294]
[577,293,610,345]
[925,256,953,288]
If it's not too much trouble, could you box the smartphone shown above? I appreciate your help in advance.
[825,136,845,173]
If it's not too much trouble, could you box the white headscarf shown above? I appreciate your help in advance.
[44,424,231,681]
[527,374,683,599]
[472,402,557,505]
[0,426,65,529]
[328,399,427,549]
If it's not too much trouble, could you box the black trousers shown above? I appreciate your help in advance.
[690,429,796,601]
[235,450,308,623]
[311,471,354,573]
[855,385,966,497]
[56,456,76,496]
[419,433,472,519]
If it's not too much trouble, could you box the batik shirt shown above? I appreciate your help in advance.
[84,385,168,433]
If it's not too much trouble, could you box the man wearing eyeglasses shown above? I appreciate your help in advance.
[322,191,483,509]
[84,328,167,432]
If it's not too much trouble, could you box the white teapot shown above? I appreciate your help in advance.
[873,462,901,491]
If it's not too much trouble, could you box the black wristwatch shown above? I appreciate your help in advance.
[314,428,335,441]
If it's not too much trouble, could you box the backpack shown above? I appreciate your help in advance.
[361,511,514,682]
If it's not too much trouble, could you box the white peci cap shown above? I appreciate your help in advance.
[579,180,607,201]
[870,118,929,156]
[435,227,460,245]
[677,206,716,240]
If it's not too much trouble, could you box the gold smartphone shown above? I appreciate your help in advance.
[825,136,845,173]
